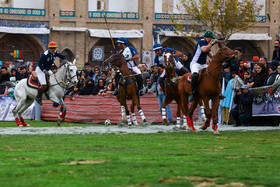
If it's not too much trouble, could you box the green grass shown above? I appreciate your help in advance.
[0,121,280,186]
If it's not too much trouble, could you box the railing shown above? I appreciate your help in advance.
[60,10,75,17]
[155,13,267,23]
[0,7,45,16]
[88,11,139,19]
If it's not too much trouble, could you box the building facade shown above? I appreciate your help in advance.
[0,0,279,69]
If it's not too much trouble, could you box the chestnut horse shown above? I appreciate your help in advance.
[162,50,205,131]
[178,41,236,134]
[104,50,148,126]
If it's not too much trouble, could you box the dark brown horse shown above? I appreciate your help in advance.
[104,50,148,126]
[161,49,187,129]
[178,41,236,134]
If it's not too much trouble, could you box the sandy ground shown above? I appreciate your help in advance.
[0,124,279,135]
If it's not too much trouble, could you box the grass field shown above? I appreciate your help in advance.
[0,121,280,186]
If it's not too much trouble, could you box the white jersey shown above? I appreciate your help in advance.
[122,46,138,69]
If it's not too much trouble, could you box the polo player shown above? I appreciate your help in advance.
[35,42,65,105]
[189,30,217,101]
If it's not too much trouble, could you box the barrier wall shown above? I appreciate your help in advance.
[41,93,199,124]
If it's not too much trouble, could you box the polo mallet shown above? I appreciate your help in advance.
[103,10,115,49]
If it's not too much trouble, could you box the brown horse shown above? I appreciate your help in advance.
[104,50,148,126]
[161,49,187,129]
[162,50,204,131]
[178,41,236,134]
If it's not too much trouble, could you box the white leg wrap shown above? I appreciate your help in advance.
[176,117,181,126]
[183,115,187,124]
[162,108,166,120]
[132,113,138,125]
[139,109,146,121]
[127,115,132,126]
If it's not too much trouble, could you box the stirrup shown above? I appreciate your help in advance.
[112,89,119,96]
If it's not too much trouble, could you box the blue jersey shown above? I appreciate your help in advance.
[120,46,138,67]
[154,48,179,66]
[192,39,210,65]
[39,50,65,71]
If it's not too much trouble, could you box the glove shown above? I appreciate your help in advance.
[210,39,218,46]
[43,69,47,74]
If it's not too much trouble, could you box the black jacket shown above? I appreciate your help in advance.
[264,71,278,86]
[39,50,65,72]
[233,91,254,115]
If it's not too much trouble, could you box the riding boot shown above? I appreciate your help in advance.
[188,73,199,102]
[136,75,145,96]
[36,85,48,105]
[159,76,165,94]
[180,67,189,75]
[112,72,120,96]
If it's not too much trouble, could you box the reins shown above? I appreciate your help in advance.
[49,63,76,89]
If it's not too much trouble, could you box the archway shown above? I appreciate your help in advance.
[161,37,196,55]
[226,40,263,61]
[0,34,42,64]
[61,48,75,63]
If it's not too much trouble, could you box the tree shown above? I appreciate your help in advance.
[174,0,264,40]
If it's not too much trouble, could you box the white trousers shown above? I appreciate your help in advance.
[35,67,53,85]
[190,61,208,73]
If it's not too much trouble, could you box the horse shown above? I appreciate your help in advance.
[178,41,236,134]
[161,50,206,131]
[13,59,78,127]
[104,50,148,126]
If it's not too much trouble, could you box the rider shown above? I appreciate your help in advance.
[153,43,189,91]
[188,30,217,102]
[113,37,145,96]
[35,42,65,105]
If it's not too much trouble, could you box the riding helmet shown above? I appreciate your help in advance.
[48,42,57,48]
[153,43,163,51]
[204,30,214,38]
[116,37,127,44]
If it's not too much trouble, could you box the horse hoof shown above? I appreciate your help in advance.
[173,126,180,131]
[214,131,220,135]
[133,122,139,126]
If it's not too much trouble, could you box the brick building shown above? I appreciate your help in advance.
[0,0,279,69]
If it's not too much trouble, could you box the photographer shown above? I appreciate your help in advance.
[230,85,254,126]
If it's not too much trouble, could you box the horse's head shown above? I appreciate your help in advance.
[164,49,176,77]
[104,50,126,68]
[65,59,78,86]
[214,41,237,63]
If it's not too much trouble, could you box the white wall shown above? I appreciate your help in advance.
[13,0,44,9]
[88,0,138,12]
[256,0,265,16]
[154,0,162,13]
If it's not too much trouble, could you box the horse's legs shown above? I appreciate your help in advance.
[211,96,220,135]
[121,105,126,122]
[198,100,206,122]
[57,99,66,126]
[162,97,173,125]
[188,98,199,131]
[131,96,139,126]
[17,99,34,127]
[180,93,192,130]
[201,98,211,130]
[12,99,28,127]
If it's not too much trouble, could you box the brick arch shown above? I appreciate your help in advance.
[88,38,135,68]
[160,37,196,55]
[61,48,75,62]
[0,34,43,62]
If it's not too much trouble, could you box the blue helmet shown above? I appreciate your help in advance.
[153,43,162,51]
[116,37,127,44]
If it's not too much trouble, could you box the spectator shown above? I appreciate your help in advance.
[151,65,173,124]
[244,70,254,85]
[92,66,102,87]
[221,69,237,125]
[138,63,150,87]
[50,63,58,74]
[179,51,192,72]
[0,67,11,94]
[272,40,280,62]
[145,77,156,93]
[264,65,278,86]
[106,78,116,94]
[259,56,269,74]
[78,70,91,88]
[69,85,80,100]
[248,63,267,88]
[18,66,30,80]
[234,47,247,67]
[95,79,107,96]
[83,62,94,78]
[101,72,109,86]
[230,85,254,126]
[274,65,280,83]
[107,68,115,81]
[237,60,247,80]
[11,68,21,81]
[79,79,95,95]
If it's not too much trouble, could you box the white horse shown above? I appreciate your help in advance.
[13,59,78,126]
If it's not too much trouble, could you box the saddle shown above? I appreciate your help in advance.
[27,71,40,89]
[186,68,206,82]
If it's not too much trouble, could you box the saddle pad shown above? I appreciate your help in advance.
[27,75,39,89]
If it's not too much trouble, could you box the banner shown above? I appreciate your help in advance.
[0,96,35,121]
[235,78,280,116]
